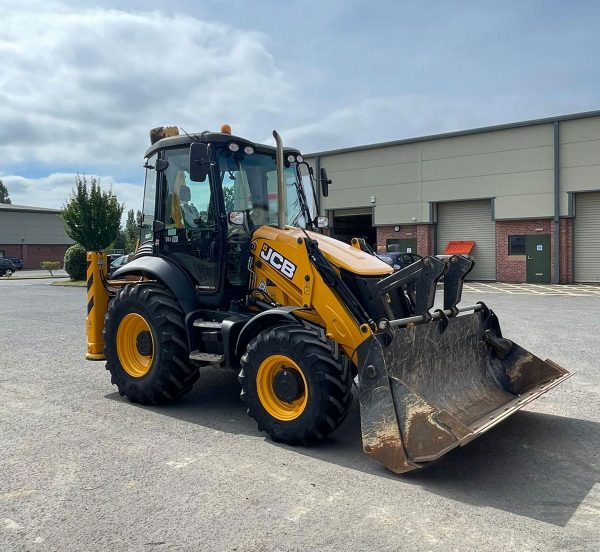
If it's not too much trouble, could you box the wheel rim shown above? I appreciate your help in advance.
[116,313,154,378]
[256,355,308,421]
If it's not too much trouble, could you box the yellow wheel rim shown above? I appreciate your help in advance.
[256,355,308,421]
[116,313,154,378]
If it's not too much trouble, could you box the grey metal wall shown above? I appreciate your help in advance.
[0,210,73,245]
[314,124,556,225]
[308,114,600,228]
[560,118,600,215]
[436,200,496,280]
[574,192,600,282]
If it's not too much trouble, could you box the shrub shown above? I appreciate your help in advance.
[41,260,61,276]
[63,244,87,281]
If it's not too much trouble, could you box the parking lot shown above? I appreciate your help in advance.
[1,279,598,551]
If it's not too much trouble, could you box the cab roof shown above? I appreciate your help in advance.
[144,131,301,159]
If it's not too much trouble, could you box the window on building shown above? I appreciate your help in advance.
[508,235,526,255]
[386,239,401,252]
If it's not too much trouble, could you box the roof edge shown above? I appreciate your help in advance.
[305,108,600,158]
[0,203,62,213]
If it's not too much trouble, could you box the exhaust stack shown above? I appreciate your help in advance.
[273,130,286,230]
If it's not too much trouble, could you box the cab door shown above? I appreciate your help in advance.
[160,148,221,292]
[140,153,158,248]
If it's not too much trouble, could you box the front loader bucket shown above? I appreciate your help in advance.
[356,256,571,474]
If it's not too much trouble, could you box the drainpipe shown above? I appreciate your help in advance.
[553,121,560,284]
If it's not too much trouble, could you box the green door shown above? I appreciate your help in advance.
[526,235,551,283]
[387,238,417,254]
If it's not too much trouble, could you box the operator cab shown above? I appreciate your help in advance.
[140,126,314,308]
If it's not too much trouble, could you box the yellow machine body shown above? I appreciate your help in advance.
[249,226,391,357]
[85,251,109,360]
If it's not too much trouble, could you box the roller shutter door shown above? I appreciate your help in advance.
[437,199,496,280]
[574,192,600,283]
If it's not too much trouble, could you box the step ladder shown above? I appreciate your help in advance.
[189,319,225,364]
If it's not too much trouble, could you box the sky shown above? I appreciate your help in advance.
[1,0,600,215]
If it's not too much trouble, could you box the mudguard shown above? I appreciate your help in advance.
[112,256,198,313]
[235,306,305,357]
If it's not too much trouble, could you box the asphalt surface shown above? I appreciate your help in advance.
[0,279,598,551]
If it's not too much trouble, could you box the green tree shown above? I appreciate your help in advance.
[63,244,87,281]
[124,209,138,252]
[0,180,11,204]
[110,229,127,252]
[223,186,234,212]
[62,175,123,251]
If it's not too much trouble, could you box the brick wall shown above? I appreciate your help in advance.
[495,219,554,283]
[558,217,574,284]
[376,224,434,255]
[0,244,69,269]
[416,225,434,256]
[376,225,416,252]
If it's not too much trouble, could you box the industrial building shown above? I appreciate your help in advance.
[306,110,600,283]
[0,204,73,269]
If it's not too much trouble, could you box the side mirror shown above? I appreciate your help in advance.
[155,158,169,172]
[189,142,211,182]
[229,211,245,225]
[320,167,331,197]
[316,216,329,228]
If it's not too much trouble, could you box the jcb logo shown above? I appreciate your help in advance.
[260,245,297,279]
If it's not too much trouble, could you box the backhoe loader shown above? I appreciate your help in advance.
[86,125,571,473]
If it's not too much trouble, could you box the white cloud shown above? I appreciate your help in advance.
[0,3,293,170]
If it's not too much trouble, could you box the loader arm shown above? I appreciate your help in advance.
[248,225,382,358]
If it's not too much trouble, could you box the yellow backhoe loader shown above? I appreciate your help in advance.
[86,125,571,473]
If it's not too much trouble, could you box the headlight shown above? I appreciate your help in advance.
[244,146,254,155]
[287,154,296,163]
[296,155,303,163]
[228,142,240,152]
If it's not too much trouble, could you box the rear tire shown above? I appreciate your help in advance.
[239,324,352,444]
[104,283,199,404]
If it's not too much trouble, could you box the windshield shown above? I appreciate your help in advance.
[217,149,309,230]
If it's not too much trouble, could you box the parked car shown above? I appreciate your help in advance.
[6,257,23,270]
[376,252,422,271]
[0,258,17,277]
[109,255,129,276]
[107,253,123,265]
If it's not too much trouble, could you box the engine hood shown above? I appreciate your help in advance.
[253,226,393,277]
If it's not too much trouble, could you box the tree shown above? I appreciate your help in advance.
[41,261,60,276]
[124,209,139,252]
[223,186,234,212]
[64,244,87,281]
[110,229,127,252]
[62,175,123,251]
[0,180,11,204]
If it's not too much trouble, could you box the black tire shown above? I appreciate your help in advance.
[103,283,199,404]
[239,324,352,444]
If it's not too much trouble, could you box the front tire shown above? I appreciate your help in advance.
[103,283,199,404]
[239,324,353,444]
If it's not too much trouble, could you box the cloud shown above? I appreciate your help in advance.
[1,173,143,221]
[0,3,293,172]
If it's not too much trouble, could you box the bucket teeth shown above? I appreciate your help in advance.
[357,307,570,474]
